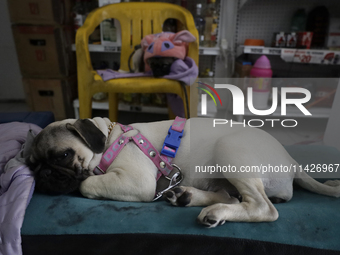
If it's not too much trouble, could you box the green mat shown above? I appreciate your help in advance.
[22,145,340,251]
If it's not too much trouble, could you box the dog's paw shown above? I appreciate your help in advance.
[165,186,192,207]
[197,204,227,228]
[324,180,340,187]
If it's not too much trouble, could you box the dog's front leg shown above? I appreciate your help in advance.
[166,186,240,207]
[197,178,278,227]
[80,168,156,202]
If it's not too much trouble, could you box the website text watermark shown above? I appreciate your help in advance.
[195,163,339,175]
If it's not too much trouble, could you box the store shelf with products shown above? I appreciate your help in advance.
[242,46,282,55]
[71,44,121,53]
[72,44,220,55]
[72,98,168,119]
[242,46,340,65]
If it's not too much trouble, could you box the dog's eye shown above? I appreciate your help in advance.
[56,152,68,162]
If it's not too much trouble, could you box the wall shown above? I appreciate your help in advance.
[0,0,25,100]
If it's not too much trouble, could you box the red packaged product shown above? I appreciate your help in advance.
[297,32,313,49]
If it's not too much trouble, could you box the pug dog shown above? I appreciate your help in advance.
[147,57,176,77]
[27,117,340,228]
[131,47,175,77]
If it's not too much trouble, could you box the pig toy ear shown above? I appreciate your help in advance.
[173,30,196,44]
[141,34,155,50]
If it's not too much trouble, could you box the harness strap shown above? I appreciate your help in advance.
[93,133,130,175]
[93,124,133,175]
[93,117,186,182]
[131,133,173,180]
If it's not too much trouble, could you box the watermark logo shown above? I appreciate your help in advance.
[198,83,312,128]
[197,81,222,115]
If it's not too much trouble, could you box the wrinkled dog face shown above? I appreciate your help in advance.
[148,57,176,77]
[27,119,106,195]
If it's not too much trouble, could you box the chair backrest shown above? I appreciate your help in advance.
[76,2,199,72]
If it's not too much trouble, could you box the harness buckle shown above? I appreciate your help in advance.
[94,166,105,175]
[153,164,184,201]
[161,126,184,158]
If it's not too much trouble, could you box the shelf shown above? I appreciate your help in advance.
[72,44,220,55]
[242,46,340,65]
[243,105,331,118]
[73,99,168,118]
[71,44,121,53]
[199,47,220,55]
[243,46,282,55]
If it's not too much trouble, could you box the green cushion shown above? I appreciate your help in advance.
[21,145,340,251]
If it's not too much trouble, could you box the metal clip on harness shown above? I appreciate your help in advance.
[153,164,184,201]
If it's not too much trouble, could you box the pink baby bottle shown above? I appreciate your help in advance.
[249,55,273,109]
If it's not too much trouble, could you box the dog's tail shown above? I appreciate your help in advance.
[294,169,340,197]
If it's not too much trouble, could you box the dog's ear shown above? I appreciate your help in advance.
[66,119,106,153]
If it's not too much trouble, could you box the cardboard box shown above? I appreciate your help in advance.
[235,61,252,78]
[23,76,77,120]
[12,25,76,78]
[235,61,253,92]
[8,0,74,25]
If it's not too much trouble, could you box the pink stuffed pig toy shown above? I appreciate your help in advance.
[141,30,196,72]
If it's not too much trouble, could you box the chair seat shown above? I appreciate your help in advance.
[92,73,186,94]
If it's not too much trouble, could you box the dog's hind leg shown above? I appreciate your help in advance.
[165,186,240,207]
[197,178,279,227]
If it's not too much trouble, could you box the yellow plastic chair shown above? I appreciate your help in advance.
[76,2,199,120]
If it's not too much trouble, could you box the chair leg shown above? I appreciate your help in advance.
[179,85,191,119]
[167,104,176,120]
[184,86,191,118]
[108,93,119,122]
[79,94,92,119]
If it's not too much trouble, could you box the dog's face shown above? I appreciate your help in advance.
[27,119,106,195]
[147,57,176,77]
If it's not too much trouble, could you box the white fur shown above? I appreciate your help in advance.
[54,117,340,227]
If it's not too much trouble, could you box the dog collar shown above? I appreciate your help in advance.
[107,122,117,137]
[93,117,186,200]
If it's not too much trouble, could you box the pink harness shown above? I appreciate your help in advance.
[93,117,186,200]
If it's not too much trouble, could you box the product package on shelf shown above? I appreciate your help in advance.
[98,0,122,47]
[327,18,340,49]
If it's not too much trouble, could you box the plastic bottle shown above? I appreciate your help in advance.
[194,3,205,46]
[249,55,273,109]
[204,0,218,47]
[290,9,307,32]
[73,0,86,32]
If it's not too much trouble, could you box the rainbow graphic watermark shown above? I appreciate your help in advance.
[195,78,323,128]
[197,81,222,115]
